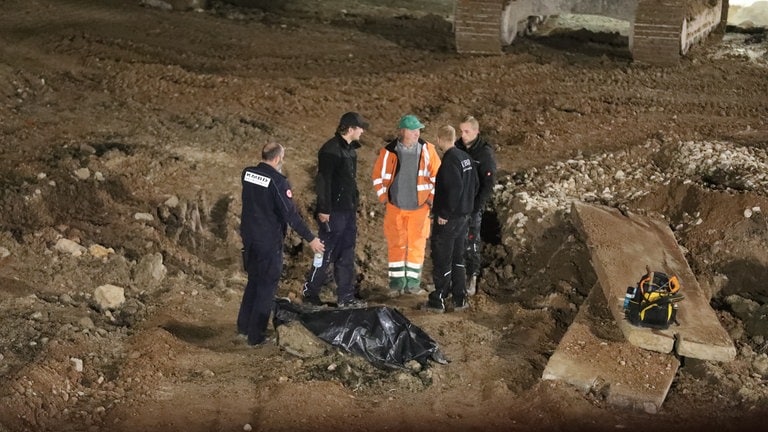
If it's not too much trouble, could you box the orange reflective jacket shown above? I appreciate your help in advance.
[371,139,441,206]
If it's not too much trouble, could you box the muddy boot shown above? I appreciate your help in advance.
[466,274,477,296]
[424,292,445,313]
[453,298,470,312]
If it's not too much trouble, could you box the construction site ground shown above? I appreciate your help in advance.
[1,0,768,431]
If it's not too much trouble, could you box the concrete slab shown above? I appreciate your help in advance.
[571,202,736,362]
[542,284,680,412]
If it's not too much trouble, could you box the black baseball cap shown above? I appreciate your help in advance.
[339,112,369,130]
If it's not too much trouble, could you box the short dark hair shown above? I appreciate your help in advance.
[336,124,353,135]
[262,142,284,161]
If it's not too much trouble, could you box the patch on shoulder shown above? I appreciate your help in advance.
[244,171,270,187]
[286,189,293,198]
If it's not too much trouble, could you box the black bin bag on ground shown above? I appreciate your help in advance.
[273,298,448,369]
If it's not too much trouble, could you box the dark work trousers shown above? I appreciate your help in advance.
[464,211,483,277]
[237,241,283,345]
[303,210,357,303]
[428,215,470,307]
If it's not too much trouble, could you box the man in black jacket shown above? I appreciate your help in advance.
[302,112,369,309]
[239,143,324,345]
[456,115,497,296]
[425,125,479,313]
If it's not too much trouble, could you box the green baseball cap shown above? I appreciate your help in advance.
[397,114,425,130]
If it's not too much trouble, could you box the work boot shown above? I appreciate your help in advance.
[405,287,427,295]
[424,299,445,314]
[405,277,422,292]
[424,293,445,314]
[386,289,403,298]
[466,274,478,296]
[389,277,406,291]
[453,298,470,312]
[302,294,325,310]
[247,338,271,347]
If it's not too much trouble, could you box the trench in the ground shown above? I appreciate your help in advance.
[481,173,768,387]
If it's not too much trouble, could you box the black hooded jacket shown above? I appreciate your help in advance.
[315,133,360,214]
[432,147,479,220]
[455,135,497,213]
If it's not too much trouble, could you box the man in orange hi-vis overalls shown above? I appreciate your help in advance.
[372,115,441,294]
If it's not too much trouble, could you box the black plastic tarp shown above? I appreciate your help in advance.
[273,298,448,369]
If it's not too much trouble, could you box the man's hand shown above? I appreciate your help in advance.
[309,238,325,254]
[438,216,447,225]
[318,213,330,223]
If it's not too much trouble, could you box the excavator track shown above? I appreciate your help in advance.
[454,0,502,54]
[454,0,726,65]
[631,0,685,65]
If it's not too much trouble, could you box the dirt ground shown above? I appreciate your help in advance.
[1,0,768,431]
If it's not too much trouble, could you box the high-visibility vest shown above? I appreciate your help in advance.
[371,139,441,206]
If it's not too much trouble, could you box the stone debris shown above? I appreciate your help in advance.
[73,167,90,180]
[78,317,95,330]
[93,284,126,311]
[70,357,83,373]
[276,321,328,359]
[133,212,154,222]
[133,252,167,288]
[54,238,86,257]
[725,295,768,339]
[58,293,74,305]
[164,195,180,208]
[88,244,114,259]
[494,139,768,249]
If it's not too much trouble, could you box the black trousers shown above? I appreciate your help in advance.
[302,210,357,303]
[464,211,483,277]
[428,215,469,307]
[237,241,282,345]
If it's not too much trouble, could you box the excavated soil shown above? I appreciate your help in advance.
[1,0,768,431]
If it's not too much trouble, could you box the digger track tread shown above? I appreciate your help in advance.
[632,0,685,65]
[455,0,502,54]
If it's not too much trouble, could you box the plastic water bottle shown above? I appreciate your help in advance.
[623,286,636,309]
[313,252,323,268]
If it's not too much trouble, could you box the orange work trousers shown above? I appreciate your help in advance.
[383,203,431,291]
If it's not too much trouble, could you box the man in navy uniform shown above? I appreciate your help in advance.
[238,142,324,345]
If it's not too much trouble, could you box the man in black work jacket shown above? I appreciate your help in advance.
[302,112,369,309]
[238,142,324,345]
[425,125,479,313]
[456,115,497,296]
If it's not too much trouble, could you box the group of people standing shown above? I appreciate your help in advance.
[237,112,496,346]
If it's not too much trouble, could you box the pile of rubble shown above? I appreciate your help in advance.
[494,139,768,247]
